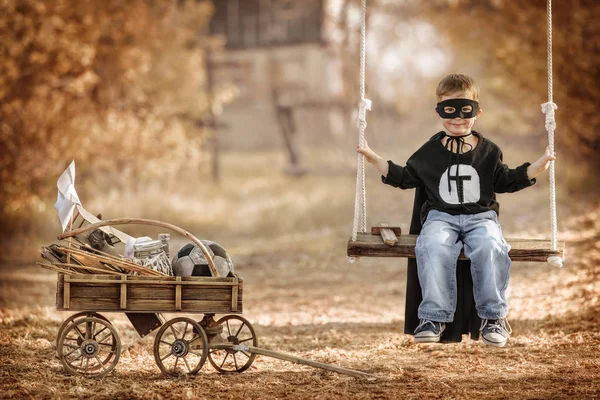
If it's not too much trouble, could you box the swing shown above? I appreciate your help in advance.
[347,0,565,266]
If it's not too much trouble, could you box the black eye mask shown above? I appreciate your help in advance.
[436,98,480,119]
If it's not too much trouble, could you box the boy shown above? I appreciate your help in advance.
[358,74,556,347]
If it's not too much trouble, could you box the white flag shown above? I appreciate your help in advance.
[53,160,80,232]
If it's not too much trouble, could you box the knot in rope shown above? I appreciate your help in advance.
[547,256,563,268]
[357,98,372,130]
[541,101,558,131]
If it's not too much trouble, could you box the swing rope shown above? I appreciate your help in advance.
[541,0,563,268]
[351,0,371,248]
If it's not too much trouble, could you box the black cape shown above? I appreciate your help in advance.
[403,186,481,342]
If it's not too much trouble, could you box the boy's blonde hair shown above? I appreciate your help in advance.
[436,74,479,101]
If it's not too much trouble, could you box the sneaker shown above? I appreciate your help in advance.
[480,318,512,347]
[414,319,446,343]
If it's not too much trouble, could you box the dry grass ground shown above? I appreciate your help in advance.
[1,147,599,399]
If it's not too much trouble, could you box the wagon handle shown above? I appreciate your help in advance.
[57,218,220,277]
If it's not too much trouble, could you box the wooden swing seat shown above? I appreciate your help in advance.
[347,230,565,263]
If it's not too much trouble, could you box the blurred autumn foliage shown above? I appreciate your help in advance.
[0,0,598,244]
[421,0,600,172]
[0,0,215,216]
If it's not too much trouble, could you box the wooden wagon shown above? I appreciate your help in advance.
[43,161,376,380]
[44,216,258,378]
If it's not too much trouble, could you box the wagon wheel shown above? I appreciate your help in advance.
[208,315,258,373]
[153,317,208,377]
[55,312,112,357]
[57,316,121,378]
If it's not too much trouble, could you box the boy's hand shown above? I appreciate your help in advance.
[357,140,389,176]
[527,147,557,180]
[357,140,382,164]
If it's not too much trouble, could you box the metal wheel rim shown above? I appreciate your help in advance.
[57,316,121,378]
[208,315,258,373]
[153,317,208,377]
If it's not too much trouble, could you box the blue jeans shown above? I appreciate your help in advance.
[415,209,511,322]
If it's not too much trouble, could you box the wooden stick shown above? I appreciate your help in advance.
[50,262,126,276]
[57,218,219,277]
[66,214,73,265]
[67,252,122,273]
[211,344,377,380]
[36,262,84,275]
[58,246,165,276]
[75,210,86,229]
[76,245,132,273]
[375,223,398,247]
[52,245,119,272]
[370,225,402,235]
[65,249,144,275]
[40,247,67,264]
[63,250,157,276]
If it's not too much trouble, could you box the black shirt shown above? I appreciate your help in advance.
[381,131,535,222]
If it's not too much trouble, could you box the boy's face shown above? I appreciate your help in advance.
[436,92,482,136]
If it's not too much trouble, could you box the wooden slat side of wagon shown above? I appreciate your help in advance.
[56,274,243,314]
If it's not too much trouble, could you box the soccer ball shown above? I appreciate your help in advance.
[172,241,233,277]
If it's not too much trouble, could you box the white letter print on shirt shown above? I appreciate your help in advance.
[439,164,481,204]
